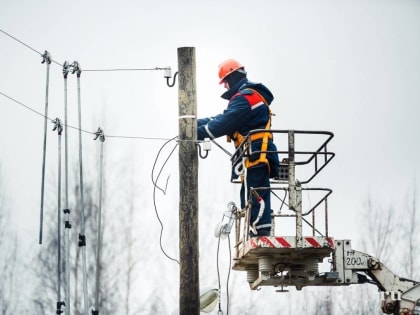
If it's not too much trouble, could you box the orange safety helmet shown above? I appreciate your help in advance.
[218,59,244,84]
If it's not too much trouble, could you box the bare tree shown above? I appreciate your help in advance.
[403,183,418,279]
[0,165,19,315]
[122,172,139,315]
[361,195,396,265]
[30,161,120,314]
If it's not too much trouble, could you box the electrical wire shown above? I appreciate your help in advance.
[0,91,47,119]
[226,234,232,315]
[216,226,232,315]
[83,67,170,72]
[1,25,241,313]
[151,136,180,264]
[216,232,223,314]
[0,29,63,67]
[272,189,288,212]
[0,90,209,147]
[209,138,232,157]
[1,28,172,74]
[0,90,181,141]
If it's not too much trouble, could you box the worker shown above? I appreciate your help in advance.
[197,59,279,237]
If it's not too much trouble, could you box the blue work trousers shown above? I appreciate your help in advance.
[240,165,271,235]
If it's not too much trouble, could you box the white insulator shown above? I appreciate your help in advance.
[305,259,319,281]
[163,67,172,78]
[305,259,319,273]
[246,267,258,283]
[258,256,273,273]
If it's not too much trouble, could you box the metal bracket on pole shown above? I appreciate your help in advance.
[52,118,63,135]
[63,61,70,79]
[56,301,65,314]
[93,127,105,142]
[71,61,82,77]
[41,50,52,64]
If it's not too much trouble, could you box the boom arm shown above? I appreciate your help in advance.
[334,240,420,314]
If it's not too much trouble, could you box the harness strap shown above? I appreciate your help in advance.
[243,116,271,169]
[228,88,273,171]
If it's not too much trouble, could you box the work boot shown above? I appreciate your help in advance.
[249,228,271,237]
[257,228,271,236]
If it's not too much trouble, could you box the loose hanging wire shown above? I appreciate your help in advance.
[73,61,89,315]
[52,118,65,314]
[216,221,233,315]
[93,128,105,315]
[39,50,52,245]
[151,136,180,264]
[62,61,71,315]
[216,235,223,315]
[226,234,232,315]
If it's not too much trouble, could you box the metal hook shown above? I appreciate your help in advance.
[166,71,178,87]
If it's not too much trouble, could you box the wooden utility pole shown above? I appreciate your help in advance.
[178,47,199,314]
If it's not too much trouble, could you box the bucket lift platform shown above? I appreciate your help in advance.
[225,130,420,314]
[232,235,336,290]
[230,130,337,290]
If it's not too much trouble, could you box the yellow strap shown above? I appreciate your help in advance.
[231,88,273,170]
[244,120,271,170]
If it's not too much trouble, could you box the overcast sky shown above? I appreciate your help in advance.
[1,0,420,310]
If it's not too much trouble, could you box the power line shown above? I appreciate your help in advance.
[0,90,46,119]
[0,89,176,141]
[0,29,63,67]
[83,67,170,72]
[0,28,170,73]
[0,28,43,55]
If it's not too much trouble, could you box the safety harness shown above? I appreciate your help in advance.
[228,88,273,170]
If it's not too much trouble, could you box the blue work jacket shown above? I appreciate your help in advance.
[197,78,280,178]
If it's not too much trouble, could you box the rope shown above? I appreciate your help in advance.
[39,52,51,244]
